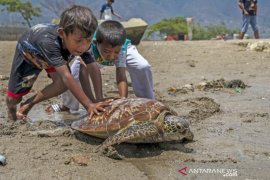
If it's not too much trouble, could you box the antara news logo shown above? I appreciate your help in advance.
[178,166,238,177]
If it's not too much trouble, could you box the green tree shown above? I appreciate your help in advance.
[145,16,188,39]
[145,16,240,40]
[0,0,41,27]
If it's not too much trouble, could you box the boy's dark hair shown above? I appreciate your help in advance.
[59,5,97,38]
[96,20,126,47]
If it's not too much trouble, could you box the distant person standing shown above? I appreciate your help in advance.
[100,0,122,20]
[238,0,259,39]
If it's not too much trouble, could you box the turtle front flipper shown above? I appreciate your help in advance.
[97,121,160,151]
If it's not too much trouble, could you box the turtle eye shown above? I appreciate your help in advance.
[176,123,183,129]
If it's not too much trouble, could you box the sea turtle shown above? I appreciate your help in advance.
[71,98,194,150]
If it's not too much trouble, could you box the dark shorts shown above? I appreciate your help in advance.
[6,50,56,99]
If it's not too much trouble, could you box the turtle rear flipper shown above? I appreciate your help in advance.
[97,121,159,151]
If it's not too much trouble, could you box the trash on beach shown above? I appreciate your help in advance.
[235,87,242,93]
[0,154,6,166]
[167,86,178,93]
[167,85,193,95]
[195,79,247,91]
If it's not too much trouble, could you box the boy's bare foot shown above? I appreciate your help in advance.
[45,104,70,113]
[15,112,28,122]
[16,102,32,122]
[6,96,21,122]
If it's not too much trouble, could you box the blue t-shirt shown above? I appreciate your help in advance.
[100,3,114,13]
[100,3,114,20]
[90,35,131,68]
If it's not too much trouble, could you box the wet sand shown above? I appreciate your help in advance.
[0,40,270,179]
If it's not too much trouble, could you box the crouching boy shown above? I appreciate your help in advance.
[6,5,111,121]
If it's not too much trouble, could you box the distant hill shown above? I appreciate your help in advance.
[0,0,269,37]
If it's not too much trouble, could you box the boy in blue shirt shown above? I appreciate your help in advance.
[47,20,154,113]
[6,5,111,121]
[100,0,122,20]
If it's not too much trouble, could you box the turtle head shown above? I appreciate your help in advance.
[162,115,194,141]
[163,115,190,133]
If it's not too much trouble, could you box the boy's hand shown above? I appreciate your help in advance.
[87,100,113,119]
[244,10,249,15]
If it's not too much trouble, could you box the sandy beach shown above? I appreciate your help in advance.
[0,40,270,180]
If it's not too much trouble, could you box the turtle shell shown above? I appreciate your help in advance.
[71,98,177,139]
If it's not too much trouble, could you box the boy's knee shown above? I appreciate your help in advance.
[241,26,248,33]
[139,62,151,70]
[252,26,259,33]
[6,95,22,107]
[135,59,151,69]
[128,62,151,73]
[51,73,64,84]
[142,64,151,71]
